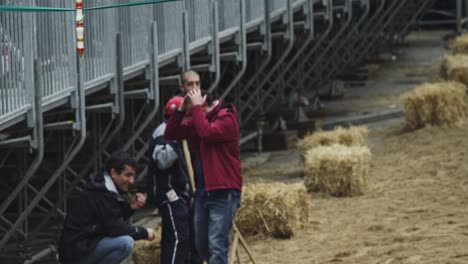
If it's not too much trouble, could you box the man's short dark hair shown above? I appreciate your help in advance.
[105,151,137,175]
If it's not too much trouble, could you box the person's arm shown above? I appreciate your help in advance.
[99,197,149,240]
[191,106,237,142]
[121,202,134,220]
[164,110,191,140]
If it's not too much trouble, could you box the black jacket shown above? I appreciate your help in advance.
[147,122,191,206]
[58,173,148,263]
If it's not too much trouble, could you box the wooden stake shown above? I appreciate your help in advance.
[228,231,240,264]
[233,224,256,263]
[182,139,196,192]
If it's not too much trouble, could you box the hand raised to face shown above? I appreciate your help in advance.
[186,89,206,106]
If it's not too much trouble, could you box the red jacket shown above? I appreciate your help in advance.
[164,100,242,192]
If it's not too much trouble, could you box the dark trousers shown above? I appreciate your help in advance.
[160,198,190,264]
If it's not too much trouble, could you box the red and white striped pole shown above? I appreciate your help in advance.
[76,0,84,58]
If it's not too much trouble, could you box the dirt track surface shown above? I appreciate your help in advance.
[239,30,468,264]
[242,122,468,264]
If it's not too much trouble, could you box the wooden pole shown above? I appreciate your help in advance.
[228,232,240,264]
[182,139,196,192]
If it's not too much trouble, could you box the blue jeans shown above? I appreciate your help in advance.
[193,189,241,264]
[75,236,134,264]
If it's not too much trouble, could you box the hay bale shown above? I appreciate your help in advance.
[304,145,371,197]
[298,126,368,158]
[440,54,468,85]
[236,182,309,238]
[451,34,468,54]
[401,82,468,129]
[132,228,162,264]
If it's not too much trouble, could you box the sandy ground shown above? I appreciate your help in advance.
[241,121,468,264]
[237,31,468,264]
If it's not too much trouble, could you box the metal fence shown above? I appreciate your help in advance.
[273,0,287,10]
[0,0,31,125]
[245,0,265,23]
[36,0,76,105]
[83,0,115,88]
[118,0,152,75]
[187,0,211,42]
[153,1,184,55]
[0,0,298,131]
[219,0,240,31]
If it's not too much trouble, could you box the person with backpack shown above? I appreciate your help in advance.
[147,96,193,264]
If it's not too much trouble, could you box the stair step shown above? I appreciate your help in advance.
[85,102,114,113]
[43,121,75,131]
[0,136,32,149]
[160,75,181,86]
[124,88,149,99]
[190,64,211,72]
[246,42,263,50]
[125,79,150,89]
[271,32,285,39]
[294,21,306,29]
[220,51,238,61]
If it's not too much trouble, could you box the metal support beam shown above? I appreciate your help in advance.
[0,136,32,149]
[23,245,56,264]
[159,75,181,86]
[220,0,247,98]
[208,0,221,92]
[182,11,190,71]
[239,0,295,123]
[241,0,332,125]
[246,0,317,106]
[302,0,385,87]
[122,21,161,151]
[70,33,126,186]
[232,0,272,102]
[465,0,468,20]
[0,60,43,246]
[458,0,463,34]
[0,49,86,249]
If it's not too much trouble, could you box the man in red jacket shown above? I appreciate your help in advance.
[164,89,242,264]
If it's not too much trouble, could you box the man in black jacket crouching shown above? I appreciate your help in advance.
[58,151,155,264]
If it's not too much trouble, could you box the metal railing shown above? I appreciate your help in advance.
[36,1,77,106]
[246,0,265,23]
[0,0,32,127]
[218,0,240,31]
[83,0,115,88]
[153,1,184,55]
[2,0,291,131]
[118,0,152,75]
[187,0,211,41]
[273,0,287,10]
